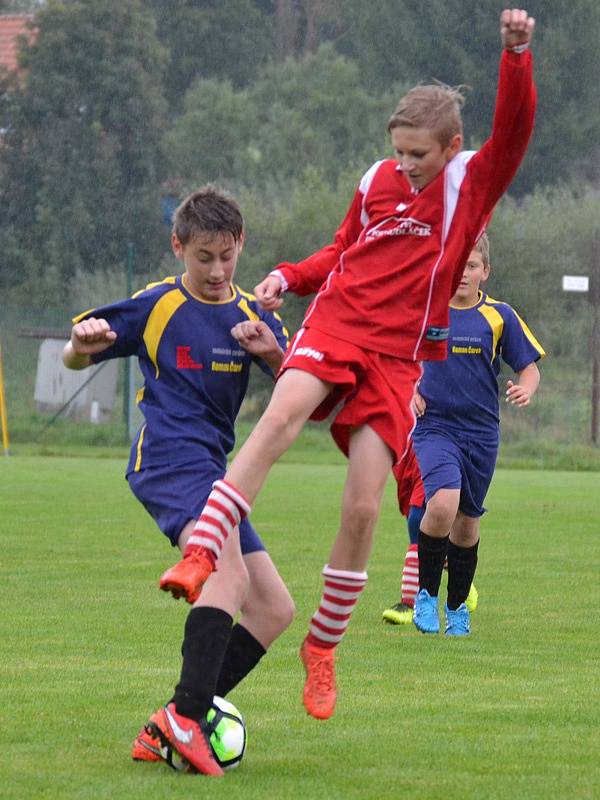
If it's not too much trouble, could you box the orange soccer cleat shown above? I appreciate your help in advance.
[159,547,215,603]
[300,637,337,720]
[131,724,164,762]
[146,703,224,776]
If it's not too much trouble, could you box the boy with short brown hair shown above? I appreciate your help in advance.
[64,185,293,775]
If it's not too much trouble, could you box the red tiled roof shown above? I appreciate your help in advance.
[0,15,36,73]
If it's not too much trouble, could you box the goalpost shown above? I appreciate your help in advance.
[0,336,10,456]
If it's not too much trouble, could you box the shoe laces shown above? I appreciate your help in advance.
[184,547,212,566]
[306,650,335,694]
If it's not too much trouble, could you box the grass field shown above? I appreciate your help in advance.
[1,455,599,799]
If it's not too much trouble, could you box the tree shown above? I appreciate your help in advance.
[0,0,168,304]
[165,44,402,191]
[144,0,275,112]
[0,0,43,11]
[164,78,258,186]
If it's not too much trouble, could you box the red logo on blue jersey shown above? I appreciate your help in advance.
[176,346,203,369]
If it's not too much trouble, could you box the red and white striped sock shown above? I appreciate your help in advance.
[401,544,419,608]
[306,565,368,650]
[185,479,251,565]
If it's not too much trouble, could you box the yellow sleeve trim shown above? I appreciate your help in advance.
[237,297,260,322]
[273,311,290,344]
[143,289,187,378]
[236,285,257,301]
[72,307,96,324]
[513,310,546,358]
[132,276,178,299]
[477,305,504,362]
[134,424,146,472]
[235,287,290,346]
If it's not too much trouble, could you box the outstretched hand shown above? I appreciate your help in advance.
[500,8,535,49]
[70,317,117,355]
[254,275,284,310]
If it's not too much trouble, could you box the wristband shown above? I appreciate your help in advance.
[269,269,288,292]
[505,41,530,54]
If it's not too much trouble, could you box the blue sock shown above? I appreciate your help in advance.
[407,504,425,545]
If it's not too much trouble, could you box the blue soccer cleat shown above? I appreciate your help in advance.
[413,589,440,633]
[444,603,471,636]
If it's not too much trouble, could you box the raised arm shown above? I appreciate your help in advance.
[469,9,537,213]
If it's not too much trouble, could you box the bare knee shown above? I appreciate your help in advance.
[269,590,296,634]
[225,560,251,610]
[423,491,459,535]
[344,496,381,539]
[241,578,295,646]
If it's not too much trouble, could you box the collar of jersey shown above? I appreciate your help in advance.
[180,274,238,305]
[449,290,485,311]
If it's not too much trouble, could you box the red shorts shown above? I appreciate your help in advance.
[392,442,426,517]
[280,326,422,462]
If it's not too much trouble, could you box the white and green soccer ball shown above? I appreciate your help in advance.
[206,696,247,769]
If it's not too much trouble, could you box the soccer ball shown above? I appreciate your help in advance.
[206,696,247,769]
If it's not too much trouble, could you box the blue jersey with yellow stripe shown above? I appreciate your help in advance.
[417,291,545,436]
[74,276,289,473]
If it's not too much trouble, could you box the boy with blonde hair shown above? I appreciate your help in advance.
[159,10,537,730]
[384,233,544,631]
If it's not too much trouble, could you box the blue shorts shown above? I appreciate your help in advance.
[126,464,266,554]
[412,425,498,518]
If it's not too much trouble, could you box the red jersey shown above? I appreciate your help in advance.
[271,50,536,361]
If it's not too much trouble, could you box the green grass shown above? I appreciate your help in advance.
[7,420,600,471]
[1,457,599,799]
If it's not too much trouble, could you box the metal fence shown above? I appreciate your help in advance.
[0,304,597,450]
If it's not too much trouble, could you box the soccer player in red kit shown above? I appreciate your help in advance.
[160,9,537,722]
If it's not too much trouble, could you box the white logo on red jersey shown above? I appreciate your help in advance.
[295,346,324,362]
[367,216,431,239]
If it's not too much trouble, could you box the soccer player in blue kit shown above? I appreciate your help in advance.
[407,232,545,636]
[63,186,294,775]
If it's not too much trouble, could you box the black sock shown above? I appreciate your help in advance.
[216,624,267,698]
[173,606,233,720]
[446,539,479,610]
[418,530,449,597]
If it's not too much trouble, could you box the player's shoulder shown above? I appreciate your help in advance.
[480,293,522,327]
[481,293,516,315]
[358,159,398,191]
[131,275,181,302]
[447,150,478,187]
